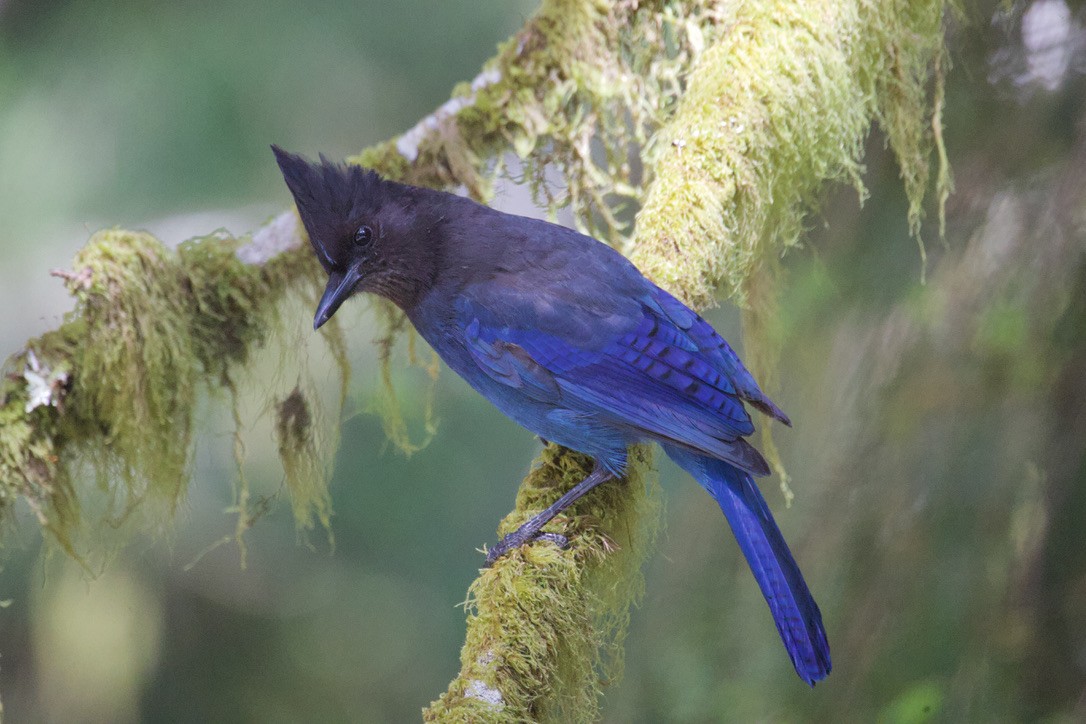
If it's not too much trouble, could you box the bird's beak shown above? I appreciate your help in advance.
[314,264,363,330]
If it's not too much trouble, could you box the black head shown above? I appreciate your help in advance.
[272,146,443,327]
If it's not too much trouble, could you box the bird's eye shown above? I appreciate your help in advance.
[354,225,374,246]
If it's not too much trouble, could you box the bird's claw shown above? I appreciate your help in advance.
[484,530,569,567]
[534,532,569,547]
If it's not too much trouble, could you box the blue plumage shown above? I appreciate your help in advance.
[665,446,831,685]
[273,147,831,685]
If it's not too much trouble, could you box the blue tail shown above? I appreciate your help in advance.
[664,445,831,685]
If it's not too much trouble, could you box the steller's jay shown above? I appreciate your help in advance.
[272,146,831,685]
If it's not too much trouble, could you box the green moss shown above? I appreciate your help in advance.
[352,0,723,245]
[370,301,440,456]
[274,385,332,537]
[426,446,660,722]
[67,230,199,509]
[0,226,342,559]
[632,0,949,307]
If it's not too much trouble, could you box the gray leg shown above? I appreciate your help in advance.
[485,465,615,566]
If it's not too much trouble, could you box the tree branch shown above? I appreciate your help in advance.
[0,0,950,719]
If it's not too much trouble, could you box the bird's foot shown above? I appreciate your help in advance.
[483,465,613,566]
[485,529,569,567]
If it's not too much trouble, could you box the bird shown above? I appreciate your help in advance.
[272,145,831,685]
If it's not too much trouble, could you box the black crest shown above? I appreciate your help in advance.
[271,145,387,266]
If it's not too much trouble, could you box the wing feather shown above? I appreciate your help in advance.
[456,282,785,476]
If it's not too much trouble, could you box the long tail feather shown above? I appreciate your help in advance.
[664,445,831,685]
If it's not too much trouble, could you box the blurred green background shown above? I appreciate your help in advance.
[2,0,1086,721]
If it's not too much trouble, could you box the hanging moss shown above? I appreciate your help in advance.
[67,230,202,510]
[0,226,343,559]
[368,301,441,456]
[274,385,333,538]
[632,0,950,307]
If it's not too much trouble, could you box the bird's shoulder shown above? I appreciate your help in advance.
[441,210,648,348]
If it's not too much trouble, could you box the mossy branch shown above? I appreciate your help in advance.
[0,0,950,720]
[0,220,348,562]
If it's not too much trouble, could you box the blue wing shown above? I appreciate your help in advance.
[458,284,783,476]
[463,317,562,403]
[648,288,791,425]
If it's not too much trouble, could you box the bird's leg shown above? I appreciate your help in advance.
[485,464,615,566]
